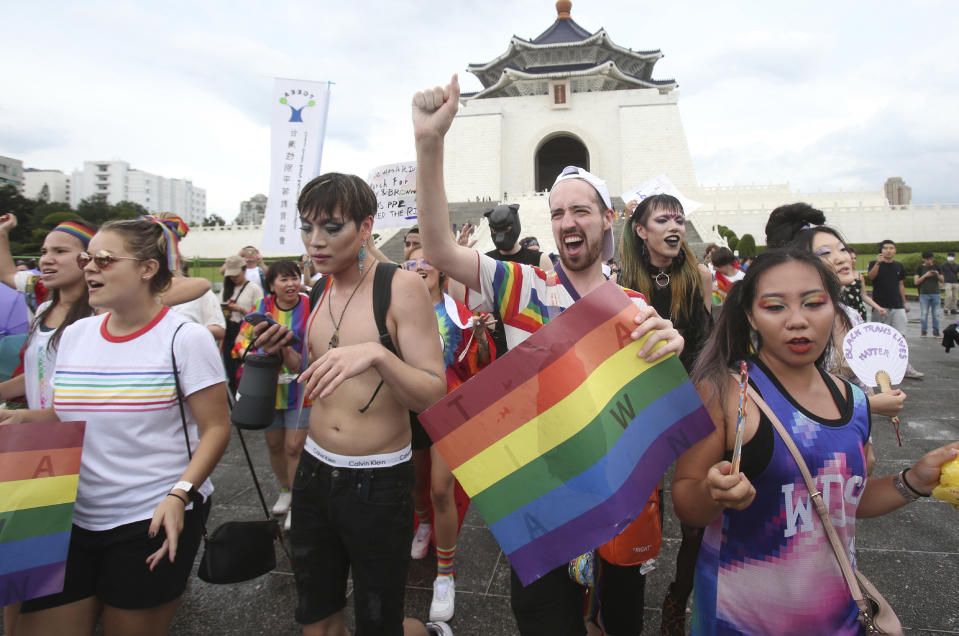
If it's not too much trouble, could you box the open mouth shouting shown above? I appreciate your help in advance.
[562,232,586,256]
[663,235,682,249]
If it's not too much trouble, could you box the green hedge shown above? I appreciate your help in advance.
[856,253,951,290]
[848,241,957,256]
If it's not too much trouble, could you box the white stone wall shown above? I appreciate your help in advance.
[445,88,698,202]
[691,203,959,247]
[445,103,503,201]
[619,92,698,192]
[180,225,276,259]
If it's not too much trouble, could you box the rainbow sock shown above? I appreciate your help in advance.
[416,509,431,525]
[436,545,456,578]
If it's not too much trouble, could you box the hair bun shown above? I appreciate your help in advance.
[765,203,826,248]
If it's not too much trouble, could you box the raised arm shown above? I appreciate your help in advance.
[0,213,20,289]
[159,276,212,306]
[413,75,481,291]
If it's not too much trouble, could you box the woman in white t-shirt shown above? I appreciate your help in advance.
[1,217,231,635]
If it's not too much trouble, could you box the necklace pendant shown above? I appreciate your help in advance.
[654,272,670,288]
[329,331,339,349]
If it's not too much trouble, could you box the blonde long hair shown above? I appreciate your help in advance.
[619,194,704,326]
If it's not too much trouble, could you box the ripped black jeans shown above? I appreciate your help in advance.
[290,450,414,635]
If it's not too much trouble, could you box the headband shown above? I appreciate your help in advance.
[139,215,189,272]
[52,221,95,248]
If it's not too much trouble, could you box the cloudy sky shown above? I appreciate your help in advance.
[3,1,957,221]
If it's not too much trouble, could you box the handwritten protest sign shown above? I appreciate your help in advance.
[368,162,417,228]
[418,282,713,584]
[0,420,85,605]
[621,174,702,215]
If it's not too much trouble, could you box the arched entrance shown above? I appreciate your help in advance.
[535,135,589,192]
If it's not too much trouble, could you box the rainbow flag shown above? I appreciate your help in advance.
[0,420,85,605]
[419,282,713,585]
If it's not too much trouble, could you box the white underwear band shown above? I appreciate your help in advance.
[305,437,412,469]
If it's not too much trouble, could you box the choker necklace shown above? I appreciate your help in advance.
[327,259,374,349]
[652,268,670,288]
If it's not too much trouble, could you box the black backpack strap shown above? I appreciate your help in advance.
[373,262,398,356]
[356,262,398,414]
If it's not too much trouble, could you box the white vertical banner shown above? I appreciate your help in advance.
[262,78,332,253]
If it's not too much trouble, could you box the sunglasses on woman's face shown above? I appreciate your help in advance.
[77,250,141,270]
[402,258,435,271]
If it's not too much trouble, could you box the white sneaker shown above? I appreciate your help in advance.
[904,365,925,379]
[272,490,292,516]
[429,576,455,622]
[411,523,432,559]
[425,621,453,636]
[283,510,292,531]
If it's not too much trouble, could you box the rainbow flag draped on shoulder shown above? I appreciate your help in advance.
[0,420,85,605]
[419,282,713,585]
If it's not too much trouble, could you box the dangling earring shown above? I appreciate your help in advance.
[358,242,367,272]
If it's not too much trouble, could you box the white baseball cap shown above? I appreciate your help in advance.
[551,166,615,260]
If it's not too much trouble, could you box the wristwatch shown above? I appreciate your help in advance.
[172,480,194,497]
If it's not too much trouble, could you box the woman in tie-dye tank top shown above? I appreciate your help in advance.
[672,249,958,635]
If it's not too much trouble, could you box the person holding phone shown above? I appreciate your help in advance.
[232,260,311,530]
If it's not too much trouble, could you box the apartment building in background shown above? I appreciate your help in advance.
[70,160,206,225]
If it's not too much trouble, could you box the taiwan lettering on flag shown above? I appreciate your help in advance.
[418,282,713,585]
[0,420,85,605]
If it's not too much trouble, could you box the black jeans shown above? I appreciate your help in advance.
[290,450,414,636]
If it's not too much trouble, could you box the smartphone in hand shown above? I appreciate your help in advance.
[243,312,301,346]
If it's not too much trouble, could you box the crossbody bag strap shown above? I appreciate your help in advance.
[231,281,250,304]
[171,323,208,539]
[172,325,270,517]
[744,384,870,616]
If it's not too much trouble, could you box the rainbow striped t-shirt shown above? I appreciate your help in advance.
[467,253,647,351]
[52,307,225,531]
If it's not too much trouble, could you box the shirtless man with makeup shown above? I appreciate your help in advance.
[254,172,451,636]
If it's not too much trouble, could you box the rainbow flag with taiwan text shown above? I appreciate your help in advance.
[0,420,85,605]
[419,282,713,585]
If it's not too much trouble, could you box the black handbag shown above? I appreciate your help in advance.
[171,324,289,585]
[197,518,278,584]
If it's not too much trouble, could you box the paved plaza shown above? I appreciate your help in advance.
[4,301,957,635]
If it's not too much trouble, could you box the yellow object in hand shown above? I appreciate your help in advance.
[932,457,959,509]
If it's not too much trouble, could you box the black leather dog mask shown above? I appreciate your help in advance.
[485,204,521,252]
